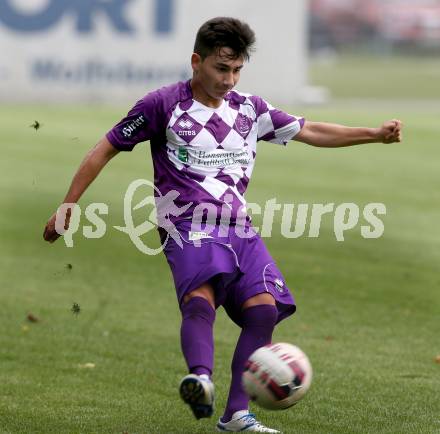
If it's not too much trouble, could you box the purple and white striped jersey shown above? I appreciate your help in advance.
[106,80,304,224]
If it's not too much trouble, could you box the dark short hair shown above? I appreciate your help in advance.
[194,17,256,61]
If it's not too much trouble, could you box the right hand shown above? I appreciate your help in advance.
[43,208,71,243]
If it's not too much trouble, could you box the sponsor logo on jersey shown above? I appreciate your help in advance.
[178,130,197,137]
[121,114,145,138]
[177,119,196,137]
[172,114,201,143]
[178,119,194,129]
[178,146,188,162]
[174,149,250,167]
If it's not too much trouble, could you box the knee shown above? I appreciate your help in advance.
[242,292,275,310]
[181,296,216,323]
[182,284,215,309]
[242,304,278,329]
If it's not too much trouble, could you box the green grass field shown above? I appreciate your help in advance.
[310,55,440,100]
[1,94,440,433]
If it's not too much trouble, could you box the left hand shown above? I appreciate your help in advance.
[378,119,403,144]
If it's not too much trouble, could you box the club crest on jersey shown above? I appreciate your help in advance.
[234,114,253,138]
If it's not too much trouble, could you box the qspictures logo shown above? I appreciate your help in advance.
[54,179,387,255]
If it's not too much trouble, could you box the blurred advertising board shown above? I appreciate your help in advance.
[0,0,307,104]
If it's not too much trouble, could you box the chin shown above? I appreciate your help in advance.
[210,92,224,100]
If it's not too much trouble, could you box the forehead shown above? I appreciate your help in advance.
[205,47,244,67]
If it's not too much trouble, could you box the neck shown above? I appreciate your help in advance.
[190,78,223,109]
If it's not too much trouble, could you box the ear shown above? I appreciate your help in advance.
[191,53,202,73]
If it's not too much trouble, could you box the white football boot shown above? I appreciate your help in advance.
[216,410,281,433]
[179,374,214,419]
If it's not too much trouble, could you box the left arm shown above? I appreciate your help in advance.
[294,119,402,147]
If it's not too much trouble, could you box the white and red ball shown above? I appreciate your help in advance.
[242,342,312,410]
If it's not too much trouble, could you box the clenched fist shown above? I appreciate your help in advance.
[378,119,403,144]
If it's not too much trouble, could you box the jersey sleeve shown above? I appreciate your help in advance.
[106,91,162,151]
[250,95,305,145]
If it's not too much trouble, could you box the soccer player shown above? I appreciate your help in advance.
[43,17,402,433]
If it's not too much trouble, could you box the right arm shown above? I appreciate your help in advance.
[43,136,119,243]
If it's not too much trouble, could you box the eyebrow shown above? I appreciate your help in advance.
[215,62,244,69]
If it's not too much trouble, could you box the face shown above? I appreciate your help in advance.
[191,47,244,104]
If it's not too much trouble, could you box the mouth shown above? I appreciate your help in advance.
[217,88,232,95]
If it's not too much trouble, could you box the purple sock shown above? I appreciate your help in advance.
[180,297,216,377]
[221,304,278,422]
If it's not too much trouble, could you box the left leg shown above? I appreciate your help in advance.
[221,293,278,424]
[217,232,294,432]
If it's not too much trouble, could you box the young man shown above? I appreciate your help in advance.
[44,17,402,433]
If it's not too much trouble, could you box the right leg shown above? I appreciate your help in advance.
[179,283,216,419]
[180,283,216,377]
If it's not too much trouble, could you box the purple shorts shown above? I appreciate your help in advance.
[161,222,296,326]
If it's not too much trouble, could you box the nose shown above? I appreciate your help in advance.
[223,71,234,88]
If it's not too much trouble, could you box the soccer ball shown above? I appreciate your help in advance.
[242,342,312,410]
